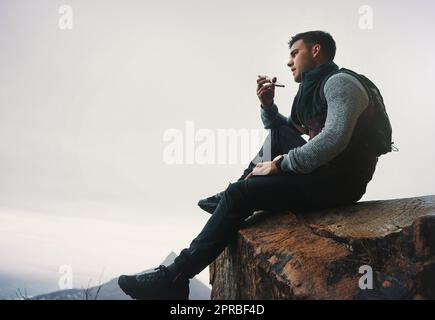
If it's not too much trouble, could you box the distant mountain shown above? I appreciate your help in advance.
[0,272,57,300]
[32,252,211,300]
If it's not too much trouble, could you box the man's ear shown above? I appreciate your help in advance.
[312,44,321,58]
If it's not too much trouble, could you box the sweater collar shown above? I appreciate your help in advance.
[290,61,339,126]
[301,61,339,83]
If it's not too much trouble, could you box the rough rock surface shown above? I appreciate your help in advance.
[209,195,435,299]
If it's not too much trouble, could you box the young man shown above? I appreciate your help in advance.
[118,31,379,299]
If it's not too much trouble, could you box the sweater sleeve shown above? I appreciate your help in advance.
[260,104,288,129]
[260,104,303,134]
[280,72,369,173]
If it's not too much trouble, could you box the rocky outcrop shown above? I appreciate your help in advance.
[209,195,435,299]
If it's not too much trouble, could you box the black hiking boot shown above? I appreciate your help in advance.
[118,265,189,300]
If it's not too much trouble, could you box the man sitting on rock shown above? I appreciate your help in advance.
[118,30,380,299]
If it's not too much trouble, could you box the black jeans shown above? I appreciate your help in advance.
[174,125,371,278]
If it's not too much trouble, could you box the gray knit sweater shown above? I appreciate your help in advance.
[261,72,369,174]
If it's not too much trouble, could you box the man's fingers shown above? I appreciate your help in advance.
[252,161,272,176]
[250,160,276,177]
[258,85,273,93]
[256,161,273,169]
[257,84,274,96]
[257,88,266,97]
[251,164,263,176]
[257,75,277,85]
[257,78,272,90]
[257,80,272,87]
[257,75,267,83]
[252,167,261,176]
[252,167,267,176]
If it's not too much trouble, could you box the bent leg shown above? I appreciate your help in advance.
[197,125,306,214]
[238,125,306,181]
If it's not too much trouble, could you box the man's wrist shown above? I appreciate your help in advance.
[261,101,274,109]
[274,155,284,172]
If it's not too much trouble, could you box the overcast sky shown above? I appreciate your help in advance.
[1,0,434,292]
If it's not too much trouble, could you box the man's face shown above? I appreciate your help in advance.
[287,39,316,83]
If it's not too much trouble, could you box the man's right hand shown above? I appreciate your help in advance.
[257,75,276,109]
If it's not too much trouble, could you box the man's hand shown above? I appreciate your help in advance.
[257,76,277,109]
[245,155,283,180]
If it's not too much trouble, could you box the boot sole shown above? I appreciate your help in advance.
[118,275,189,300]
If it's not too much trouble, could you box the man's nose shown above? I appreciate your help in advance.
[287,59,293,68]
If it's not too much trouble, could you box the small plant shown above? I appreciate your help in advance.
[15,288,30,300]
[81,269,104,300]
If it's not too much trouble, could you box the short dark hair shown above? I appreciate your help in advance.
[288,31,336,61]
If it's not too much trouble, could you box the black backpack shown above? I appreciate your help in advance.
[320,68,397,157]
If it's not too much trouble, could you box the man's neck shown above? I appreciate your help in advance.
[301,61,336,82]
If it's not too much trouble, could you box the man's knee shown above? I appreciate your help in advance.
[273,124,300,139]
[224,181,247,200]
[272,125,306,153]
[221,181,251,213]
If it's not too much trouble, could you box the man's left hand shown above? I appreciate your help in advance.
[245,155,283,179]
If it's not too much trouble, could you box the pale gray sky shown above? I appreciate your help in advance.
[1,0,434,292]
